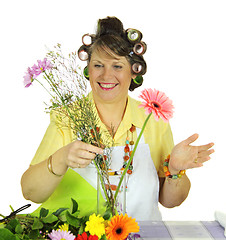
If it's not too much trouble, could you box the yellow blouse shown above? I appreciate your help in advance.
[31,92,174,178]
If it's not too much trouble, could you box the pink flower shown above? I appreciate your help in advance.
[32,58,53,78]
[48,229,76,240]
[139,88,174,122]
[23,67,34,88]
[23,58,53,87]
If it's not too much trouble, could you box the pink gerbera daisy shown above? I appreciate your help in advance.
[139,88,174,122]
[48,229,76,240]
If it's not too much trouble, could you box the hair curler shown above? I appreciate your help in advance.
[132,63,143,74]
[82,34,95,46]
[133,41,147,55]
[78,45,89,61]
[126,28,143,43]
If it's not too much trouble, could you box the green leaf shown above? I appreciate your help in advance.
[70,198,78,214]
[58,213,67,222]
[101,235,107,240]
[5,219,19,233]
[78,225,85,235]
[42,214,58,224]
[0,223,5,229]
[0,228,19,240]
[103,208,112,220]
[53,207,68,217]
[28,229,40,239]
[65,211,81,228]
[39,208,49,218]
[15,223,23,234]
[32,218,43,230]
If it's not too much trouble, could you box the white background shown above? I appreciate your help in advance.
[0,0,225,220]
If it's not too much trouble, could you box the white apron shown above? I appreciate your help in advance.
[73,128,162,221]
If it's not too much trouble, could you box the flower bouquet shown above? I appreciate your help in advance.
[0,44,174,239]
[0,199,139,239]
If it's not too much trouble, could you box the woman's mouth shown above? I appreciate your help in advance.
[98,82,118,90]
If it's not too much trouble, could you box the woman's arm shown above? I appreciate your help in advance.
[159,175,191,208]
[159,133,214,208]
[21,140,103,203]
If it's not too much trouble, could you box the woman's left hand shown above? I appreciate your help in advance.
[169,133,214,173]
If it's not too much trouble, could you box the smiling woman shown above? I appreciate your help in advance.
[20,16,214,221]
[88,50,134,133]
[89,51,133,115]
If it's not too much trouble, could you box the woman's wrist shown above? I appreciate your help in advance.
[48,151,68,177]
[168,160,180,175]
[163,155,186,179]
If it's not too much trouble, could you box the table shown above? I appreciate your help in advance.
[137,221,225,239]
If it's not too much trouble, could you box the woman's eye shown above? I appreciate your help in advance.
[114,65,122,69]
[94,64,103,68]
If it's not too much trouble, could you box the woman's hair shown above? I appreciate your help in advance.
[78,16,147,91]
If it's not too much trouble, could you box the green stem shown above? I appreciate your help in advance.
[114,113,152,201]
[43,72,62,100]
[0,214,6,218]
[92,160,112,210]
[35,79,56,99]
[97,173,100,214]
[43,72,76,124]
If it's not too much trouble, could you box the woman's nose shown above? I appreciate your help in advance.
[102,67,114,81]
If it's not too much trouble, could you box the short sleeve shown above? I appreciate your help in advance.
[143,117,174,178]
[30,111,72,165]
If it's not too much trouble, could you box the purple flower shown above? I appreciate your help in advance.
[32,58,53,78]
[48,229,76,240]
[23,67,34,88]
[23,58,53,87]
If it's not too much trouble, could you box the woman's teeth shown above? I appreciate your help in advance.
[99,83,118,89]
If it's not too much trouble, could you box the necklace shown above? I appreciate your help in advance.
[122,124,136,175]
[105,124,136,191]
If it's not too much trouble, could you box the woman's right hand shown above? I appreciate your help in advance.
[21,140,103,203]
[54,140,104,173]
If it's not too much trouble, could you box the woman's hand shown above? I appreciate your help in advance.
[169,133,214,173]
[55,140,104,171]
[21,140,103,203]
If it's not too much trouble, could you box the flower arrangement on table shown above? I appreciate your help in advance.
[0,44,173,239]
[0,199,139,240]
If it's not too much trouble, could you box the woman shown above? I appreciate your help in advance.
[21,17,214,221]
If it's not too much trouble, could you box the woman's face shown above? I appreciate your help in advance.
[88,49,135,104]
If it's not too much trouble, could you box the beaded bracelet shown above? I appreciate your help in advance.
[163,155,186,179]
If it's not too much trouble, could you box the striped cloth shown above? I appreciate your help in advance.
[136,221,225,239]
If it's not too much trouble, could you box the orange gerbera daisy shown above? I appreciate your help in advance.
[105,214,139,240]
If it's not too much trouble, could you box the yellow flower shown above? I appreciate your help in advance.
[58,223,69,232]
[85,213,105,239]
[105,213,139,240]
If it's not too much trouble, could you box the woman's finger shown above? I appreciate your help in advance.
[70,159,92,168]
[189,161,203,169]
[198,148,214,158]
[183,133,199,145]
[81,142,104,155]
[76,148,97,160]
[197,142,214,152]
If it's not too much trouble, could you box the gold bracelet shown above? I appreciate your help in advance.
[47,155,63,177]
